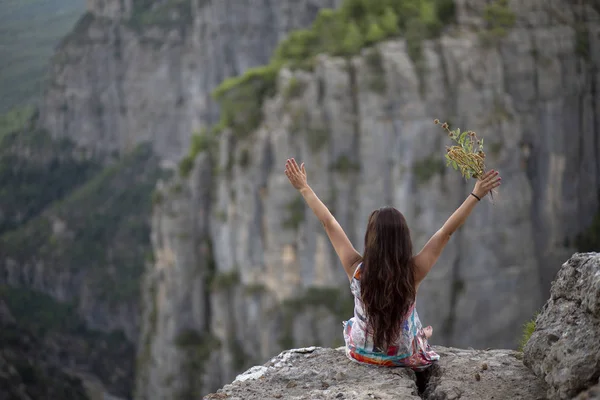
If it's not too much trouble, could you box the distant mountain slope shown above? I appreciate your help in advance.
[0,0,85,113]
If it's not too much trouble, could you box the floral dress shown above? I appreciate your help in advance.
[342,263,440,371]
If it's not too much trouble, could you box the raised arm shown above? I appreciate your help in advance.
[413,170,501,286]
[285,158,362,281]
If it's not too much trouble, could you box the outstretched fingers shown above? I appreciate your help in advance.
[484,170,501,190]
[291,158,301,174]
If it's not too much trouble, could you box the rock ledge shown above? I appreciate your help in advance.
[204,345,546,400]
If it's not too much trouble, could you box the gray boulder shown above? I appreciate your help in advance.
[524,252,600,400]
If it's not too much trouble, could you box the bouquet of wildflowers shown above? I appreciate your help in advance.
[434,119,497,201]
[434,119,486,180]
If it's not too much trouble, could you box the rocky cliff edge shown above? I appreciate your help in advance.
[204,252,600,400]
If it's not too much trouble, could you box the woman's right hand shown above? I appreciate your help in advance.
[473,169,501,199]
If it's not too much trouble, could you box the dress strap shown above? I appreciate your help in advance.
[352,262,363,280]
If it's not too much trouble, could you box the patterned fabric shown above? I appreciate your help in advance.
[342,263,439,370]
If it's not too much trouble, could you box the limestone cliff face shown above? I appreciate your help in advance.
[41,0,341,161]
[139,0,600,397]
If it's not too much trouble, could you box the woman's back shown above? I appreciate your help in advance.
[343,263,439,370]
[283,158,502,369]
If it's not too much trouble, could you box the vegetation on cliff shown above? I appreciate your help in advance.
[211,0,457,140]
[0,111,100,236]
[128,0,194,31]
[0,288,135,398]
[0,143,165,304]
[0,322,90,400]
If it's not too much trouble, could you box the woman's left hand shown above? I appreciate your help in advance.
[285,158,308,191]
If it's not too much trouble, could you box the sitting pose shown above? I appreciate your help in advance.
[284,158,501,370]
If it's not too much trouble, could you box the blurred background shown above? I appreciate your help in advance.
[0,0,598,399]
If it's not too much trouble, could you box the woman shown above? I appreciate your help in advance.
[284,158,501,370]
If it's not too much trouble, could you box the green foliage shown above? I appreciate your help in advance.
[244,283,267,295]
[210,0,456,139]
[306,127,330,152]
[366,22,386,44]
[380,7,400,35]
[0,285,84,335]
[152,190,165,205]
[128,0,193,30]
[214,209,227,222]
[435,0,457,26]
[330,155,361,174]
[413,156,444,183]
[210,270,241,291]
[229,335,250,369]
[173,329,220,399]
[179,128,216,177]
[0,144,165,305]
[284,77,308,100]
[0,106,35,139]
[238,148,251,167]
[0,125,100,236]
[0,323,89,399]
[1,285,135,397]
[0,0,85,113]
[365,49,387,93]
[279,286,354,349]
[273,0,453,65]
[575,204,600,252]
[480,0,516,43]
[282,196,306,230]
[518,314,537,352]
[212,64,279,138]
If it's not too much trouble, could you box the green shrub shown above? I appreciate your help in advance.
[518,314,538,352]
[282,196,306,230]
[306,127,330,151]
[178,128,216,177]
[279,286,354,348]
[244,283,267,295]
[330,154,361,174]
[212,64,279,138]
[0,105,35,138]
[284,76,308,100]
[480,0,516,43]
[174,329,220,398]
[238,148,251,167]
[210,270,241,291]
[435,0,456,26]
[413,156,444,183]
[128,0,193,30]
[365,48,387,93]
[366,22,386,44]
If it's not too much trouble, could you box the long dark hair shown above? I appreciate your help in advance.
[360,207,416,350]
